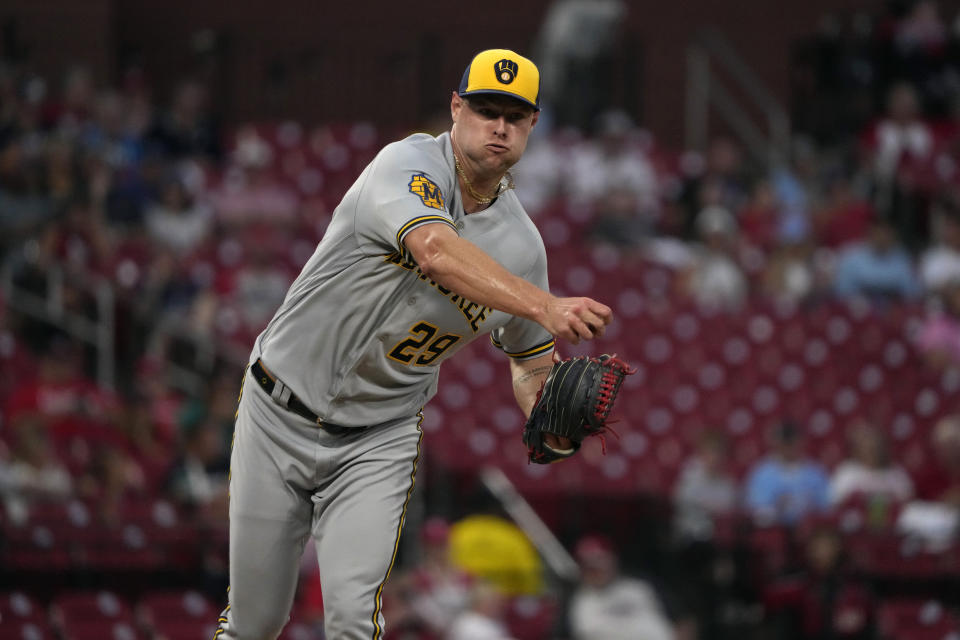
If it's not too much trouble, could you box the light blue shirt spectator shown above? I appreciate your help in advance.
[745,457,831,525]
[834,220,920,301]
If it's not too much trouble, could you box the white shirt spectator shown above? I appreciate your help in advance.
[566,137,660,217]
[920,246,960,292]
[570,577,675,640]
[674,457,738,541]
[446,612,516,640]
[830,460,914,506]
[145,201,212,255]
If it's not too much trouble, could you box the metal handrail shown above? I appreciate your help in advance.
[0,254,249,393]
[1,255,115,389]
[685,28,791,165]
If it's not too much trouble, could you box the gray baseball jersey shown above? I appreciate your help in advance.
[251,131,554,427]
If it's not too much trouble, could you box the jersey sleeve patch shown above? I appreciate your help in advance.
[408,173,446,211]
[396,214,459,251]
[490,335,556,360]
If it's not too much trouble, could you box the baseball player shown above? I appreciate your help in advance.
[213,48,612,640]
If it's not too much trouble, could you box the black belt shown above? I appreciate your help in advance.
[250,359,364,436]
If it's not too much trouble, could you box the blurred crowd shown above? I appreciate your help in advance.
[3,1,960,638]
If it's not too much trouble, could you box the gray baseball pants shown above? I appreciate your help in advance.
[212,368,423,640]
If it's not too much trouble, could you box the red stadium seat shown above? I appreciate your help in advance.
[0,592,44,624]
[0,619,56,640]
[151,620,220,640]
[505,595,558,640]
[847,535,946,580]
[4,522,72,571]
[61,620,143,640]
[138,590,217,635]
[877,599,960,640]
[51,591,133,631]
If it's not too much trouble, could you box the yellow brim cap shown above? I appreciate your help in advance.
[457,49,540,110]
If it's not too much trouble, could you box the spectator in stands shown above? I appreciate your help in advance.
[761,217,819,304]
[145,174,212,255]
[82,90,143,173]
[0,415,72,525]
[865,82,933,184]
[46,66,95,132]
[4,336,121,447]
[213,127,298,226]
[673,430,738,542]
[43,133,84,208]
[412,518,473,636]
[446,581,516,640]
[382,517,472,639]
[566,110,660,223]
[895,0,948,55]
[915,279,960,369]
[812,176,875,249]
[166,418,229,518]
[225,237,294,332]
[739,180,780,252]
[146,80,221,160]
[681,205,748,310]
[78,445,146,525]
[920,195,960,293]
[678,137,750,240]
[830,421,913,509]
[0,131,56,246]
[763,526,872,640]
[569,535,676,640]
[914,415,960,506]
[769,137,819,235]
[587,188,654,248]
[833,215,920,302]
[863,82,935,249]
[123,404,174,496]
[745,420,830,526]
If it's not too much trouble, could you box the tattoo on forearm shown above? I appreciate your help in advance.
[513,366,553,388]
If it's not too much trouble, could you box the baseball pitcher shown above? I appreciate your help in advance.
[213,49,629,640]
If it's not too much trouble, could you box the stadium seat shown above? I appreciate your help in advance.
[61,620,143,640]
[138,590,216,636]
[4,522,72,572]
[877,599,960,640]
[151,619,220,640]
[505,594,558,640]
[0,591,44,624]
[0,619,56,640]
[51,591,134,631]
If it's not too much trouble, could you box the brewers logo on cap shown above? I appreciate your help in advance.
[494,59,518,84]
[458,49,540,110]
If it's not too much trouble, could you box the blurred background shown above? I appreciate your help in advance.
[4,0,960,638]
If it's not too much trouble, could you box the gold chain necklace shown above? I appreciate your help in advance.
[454,155,515,206]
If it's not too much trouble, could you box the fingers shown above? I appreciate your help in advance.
[588,299,613,324]
[568,298,611,340]
[545,296,614,344]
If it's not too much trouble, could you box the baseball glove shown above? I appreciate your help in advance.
[522,354,634,464]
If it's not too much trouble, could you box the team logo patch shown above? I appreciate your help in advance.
[494,59,518,84]
[408,173,445,211]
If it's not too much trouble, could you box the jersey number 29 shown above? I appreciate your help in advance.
[388,321,461,366]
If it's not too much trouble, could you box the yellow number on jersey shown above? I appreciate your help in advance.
[388,321,462,366]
